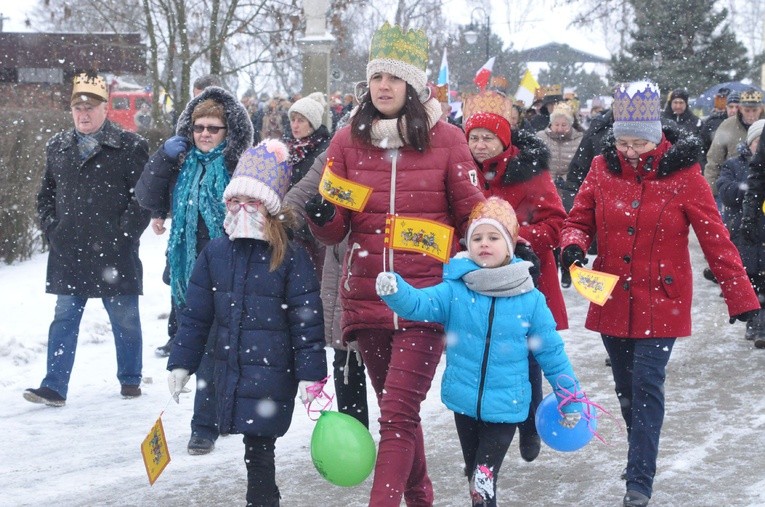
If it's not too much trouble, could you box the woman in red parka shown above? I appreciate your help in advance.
[304,23,485,507]
[462,90,568,463]
[560,81,759,507]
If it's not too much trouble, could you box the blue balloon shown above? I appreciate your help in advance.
[535,392,596,452]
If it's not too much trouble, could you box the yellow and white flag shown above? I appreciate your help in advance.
[515,69,540,108]
[385,214,454,264]
[141,415,171,485]
[318,159,373,212]
[570,263,620,306]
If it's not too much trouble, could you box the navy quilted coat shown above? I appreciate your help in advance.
[168,237,327,437]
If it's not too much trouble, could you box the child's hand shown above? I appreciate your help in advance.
[298,380,316,404]
[375,272,398,296]
[168,368,191,403]
[560,411,581,428]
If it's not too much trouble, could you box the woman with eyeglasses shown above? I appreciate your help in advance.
[560,81,758,507]
[135,86,253,456]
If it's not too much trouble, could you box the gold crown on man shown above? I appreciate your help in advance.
[740,89,763,106]
[71,72,108,105]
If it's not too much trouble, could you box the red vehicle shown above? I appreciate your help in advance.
[107,90,152,132]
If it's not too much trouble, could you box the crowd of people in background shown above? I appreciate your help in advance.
[21,19,765,507]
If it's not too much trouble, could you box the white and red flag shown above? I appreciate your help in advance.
[473,57,495,91]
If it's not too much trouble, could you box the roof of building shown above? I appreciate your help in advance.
[515,42,610,64]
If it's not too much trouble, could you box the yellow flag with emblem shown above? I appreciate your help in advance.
[141,414,171,485]
[570,263,620,306]
[318,159,373,212]
[385,214,454,264]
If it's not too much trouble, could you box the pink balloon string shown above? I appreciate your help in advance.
[553,375,625,445]
[304,375,335,421]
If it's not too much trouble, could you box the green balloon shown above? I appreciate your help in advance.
[311,410,376,487]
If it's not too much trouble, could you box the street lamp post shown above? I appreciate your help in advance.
[463,7,490,62]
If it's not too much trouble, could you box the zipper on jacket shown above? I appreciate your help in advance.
[343,242,361,291]
[475,297,497,420]
[388,149,400,329]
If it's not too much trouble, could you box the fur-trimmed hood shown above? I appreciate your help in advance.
[175,86,254,170]
[480,128,551,184]
[600,123,702,178]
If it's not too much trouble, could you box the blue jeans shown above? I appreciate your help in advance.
[602,335,676,499]
[42,295,142,398]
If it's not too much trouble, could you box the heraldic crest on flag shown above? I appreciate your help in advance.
[141,416,171,485]
[318,159,373,212]
[385,214,454,264]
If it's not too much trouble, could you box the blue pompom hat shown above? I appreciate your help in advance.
[223,139,292,215]
[612,81,662,144]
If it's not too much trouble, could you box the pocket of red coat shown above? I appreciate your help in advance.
[659,259,679,299]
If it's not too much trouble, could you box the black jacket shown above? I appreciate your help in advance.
[37,120,150,296]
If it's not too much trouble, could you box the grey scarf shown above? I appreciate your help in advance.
[462,260,535,297]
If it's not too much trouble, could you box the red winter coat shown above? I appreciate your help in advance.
[474,129,568,330]
[561,126,759,338]
[308,121,485,341]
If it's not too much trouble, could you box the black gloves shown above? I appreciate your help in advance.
[740,217,758,245]
[304,194,336,227]
[515,243,541,287]
[561,245,588,269]
[729,309,759,325]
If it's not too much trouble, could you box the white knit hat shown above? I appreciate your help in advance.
[288,92,326,130]
[223,139,292,215]
[366,22,428,97]
[748,119,765,146]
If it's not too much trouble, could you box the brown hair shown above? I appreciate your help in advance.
[263,205,299,271]
[192,99,226,124]
[351,83,431,152]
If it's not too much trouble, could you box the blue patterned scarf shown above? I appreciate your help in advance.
[167,142,229,305]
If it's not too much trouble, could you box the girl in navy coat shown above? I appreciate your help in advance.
[376,197,583,507]
[167,139,327,507]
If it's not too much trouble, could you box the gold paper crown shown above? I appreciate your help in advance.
[740,89,763,105]
[462,91,514,125]
[551,102,574,118]
[434,84,449,103]
[542,84,562,97]
[369,22,428,71]
[468,197,519,243]
[71,72,108,103]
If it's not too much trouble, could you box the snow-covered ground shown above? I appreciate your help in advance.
[1,225,764,506]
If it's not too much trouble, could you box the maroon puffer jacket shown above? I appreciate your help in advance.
[308,121,486,342]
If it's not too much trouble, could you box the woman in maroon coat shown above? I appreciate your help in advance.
[304,23,485,507]
[463,90,568,463]
[560,81,759,507]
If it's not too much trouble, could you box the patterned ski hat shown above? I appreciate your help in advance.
[71,72,108,106]
[366,22,428,96]
[223,139,292,215]
[463,91,514,148]
[612,81,662,145]
[466,197,519,253]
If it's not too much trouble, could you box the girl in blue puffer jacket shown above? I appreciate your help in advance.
[167,139,327,507]
[376,197,583,507]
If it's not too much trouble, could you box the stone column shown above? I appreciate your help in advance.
[298,1,335,126]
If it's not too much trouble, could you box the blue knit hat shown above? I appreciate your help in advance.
[223,139,292,215]
[612,81,662,145]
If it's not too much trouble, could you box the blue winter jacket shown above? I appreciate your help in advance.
[168,237,327,437]
[380,256,581,424]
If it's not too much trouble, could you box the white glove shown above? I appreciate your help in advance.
[375,272,398,296]
[560,411,581,429]
[168,368,191,403]
[298,380,316,404]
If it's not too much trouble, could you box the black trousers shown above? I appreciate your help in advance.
[243,435,280,507]
[332,348,369,428]
[454,413,516,507]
